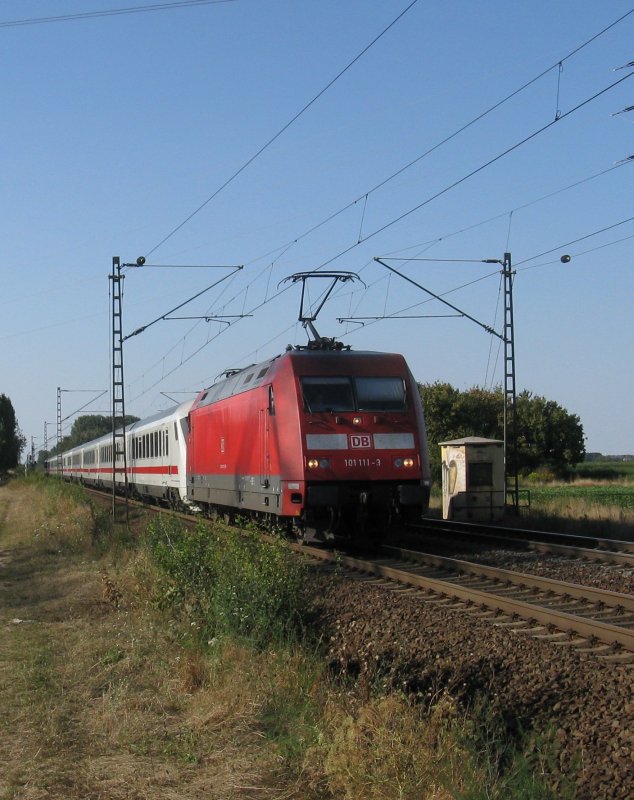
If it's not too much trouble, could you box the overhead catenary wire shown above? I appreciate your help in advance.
[515,215,634,267]
[0,0,234,28]
[123,13,634,406]
[228,9,634,264]
[312,69,634,272]
[379,161,632,258]
[126,11,634,397]
[144,0,422,258]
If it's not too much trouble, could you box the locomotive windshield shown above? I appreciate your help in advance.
[355,377,406,411]
[301,376,406,413]
[302,377,355,412]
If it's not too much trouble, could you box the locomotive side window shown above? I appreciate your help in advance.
[268,385,276,416]
[355,377,406,411]
[301,377,354,412]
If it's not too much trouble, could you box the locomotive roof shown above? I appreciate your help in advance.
[195,347,406,409]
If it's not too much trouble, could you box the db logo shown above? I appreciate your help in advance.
[350,434,372,449]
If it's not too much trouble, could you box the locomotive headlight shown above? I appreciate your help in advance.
[307,457,330,469]
[403,458,415,468]
[352,416,362,425]
[394,457,403,468]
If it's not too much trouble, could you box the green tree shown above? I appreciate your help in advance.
[0,394,26,470]
[48,414,139,456]
[419,382,585,479]
[515,390,585,475]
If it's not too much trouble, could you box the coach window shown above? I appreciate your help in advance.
[154,431,158,457]
[165,430,169,456]
[174,421,178,441]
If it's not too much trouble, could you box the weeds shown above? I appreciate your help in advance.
[144,515,308,648]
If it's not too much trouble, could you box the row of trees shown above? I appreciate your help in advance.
[0,394,26,471]
[41,414,140,463]
[419,382,585,480]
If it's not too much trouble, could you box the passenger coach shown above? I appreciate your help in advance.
[46,400,193,506]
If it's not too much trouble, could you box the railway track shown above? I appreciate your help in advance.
[93,488,634,661]
[407,517,634,567]
[298,541,634,662]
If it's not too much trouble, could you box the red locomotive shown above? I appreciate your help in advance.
[187,341,431,542]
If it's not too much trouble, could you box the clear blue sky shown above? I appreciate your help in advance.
[2,0,633,458]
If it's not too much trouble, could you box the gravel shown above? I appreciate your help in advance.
[446,547,634,595]
[308,564,634,800]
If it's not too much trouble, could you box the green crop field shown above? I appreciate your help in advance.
[527,484,634,512]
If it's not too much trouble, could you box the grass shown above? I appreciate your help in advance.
[0,474,576,799]
[518,462,634,539]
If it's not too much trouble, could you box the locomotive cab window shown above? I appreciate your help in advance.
[302,375,406,413]
[355,377,406,411]
[301,377,354,412]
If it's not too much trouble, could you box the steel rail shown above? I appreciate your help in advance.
[409,519,634,567]
[301,546,634,652]
[383,545,634,612]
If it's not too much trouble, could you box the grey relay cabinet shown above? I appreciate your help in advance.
[439,437,505,522]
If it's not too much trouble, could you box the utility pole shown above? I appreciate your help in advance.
[375,253,520,514]
[501,252,519,513]
[56,387,62,477]
[110,256,128,519]
[109,255,243,520]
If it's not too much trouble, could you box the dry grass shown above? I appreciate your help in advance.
[305,693,477,800]
[0,480,307,800]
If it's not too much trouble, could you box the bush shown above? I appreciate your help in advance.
[144,516,309,649]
